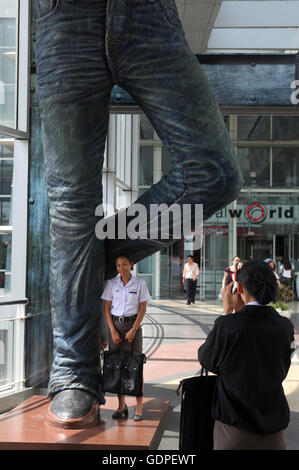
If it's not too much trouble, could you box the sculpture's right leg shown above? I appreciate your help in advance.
[36,0,113,427]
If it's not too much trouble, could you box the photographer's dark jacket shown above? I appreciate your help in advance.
[198,305,295,434]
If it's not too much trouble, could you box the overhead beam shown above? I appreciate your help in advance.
[110,54,299,109]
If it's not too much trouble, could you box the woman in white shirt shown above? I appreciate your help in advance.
[101,254,151,421]
[279,257,294,288]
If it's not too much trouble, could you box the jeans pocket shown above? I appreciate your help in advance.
[37,0,63,23]
[157,0,180,28]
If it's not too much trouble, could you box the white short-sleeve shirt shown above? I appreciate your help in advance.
[101,274,151,317]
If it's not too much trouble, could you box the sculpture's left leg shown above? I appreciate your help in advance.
[105,0,243,277]
[36,0,113,426]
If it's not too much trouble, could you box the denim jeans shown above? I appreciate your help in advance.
[36,0,243,403]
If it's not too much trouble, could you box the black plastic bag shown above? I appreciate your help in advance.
[102,350,146,397]
[177,369,217,451]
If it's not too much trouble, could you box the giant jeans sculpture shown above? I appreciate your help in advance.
[36,0,243,426]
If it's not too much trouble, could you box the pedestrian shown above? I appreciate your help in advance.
[268,260,280,285]
[279,257,294,288]
[198,259,295,450]
[101,254,151,421]
[182,255,199,305]
[222,256,240,291]
[36,0,243,424]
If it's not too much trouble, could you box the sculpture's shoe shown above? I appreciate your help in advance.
[46,389,101,429]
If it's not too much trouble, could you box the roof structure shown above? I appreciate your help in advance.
[177,0,299,53]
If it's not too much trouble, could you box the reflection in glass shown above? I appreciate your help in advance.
[237,116,270,140]
[136,274,152,295]
[139,146,153,185]
[272,116,299,140]
[0,136,13,224]
[0,1,18,128]
[272,147,299,187]
[140,115,154,140]
[0,160,13,195]
[137,256,152,274]
[0,321,14,391]
[238,147,270,187]
[0,197,11,224]
[0,233,11,294]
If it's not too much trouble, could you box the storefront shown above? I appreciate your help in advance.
[136,114,299,300]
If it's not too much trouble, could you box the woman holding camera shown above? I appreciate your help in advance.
[198,259,295,450]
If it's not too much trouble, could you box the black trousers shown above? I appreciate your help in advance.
[186,279,197,303]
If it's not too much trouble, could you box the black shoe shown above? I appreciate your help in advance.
[187,301,191,305]
[112,404,129,419]
[46,389,101,429]
[192,301,195,304]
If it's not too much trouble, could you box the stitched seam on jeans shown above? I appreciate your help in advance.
[36,0,63,24]
[49,382,88,391]
[156,0,180,29]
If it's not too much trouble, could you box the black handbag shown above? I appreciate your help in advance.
[177,368,217,451]
[102,350,146,397]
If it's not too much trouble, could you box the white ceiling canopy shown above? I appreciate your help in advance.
[176,0,223,53]
[177,0,299,53]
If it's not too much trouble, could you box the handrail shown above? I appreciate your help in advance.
[0,298,29,306]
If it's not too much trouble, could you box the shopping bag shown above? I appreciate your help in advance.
[177,368,217,451]
[102,350,146,397]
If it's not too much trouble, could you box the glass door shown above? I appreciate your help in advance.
[239,233,275,262]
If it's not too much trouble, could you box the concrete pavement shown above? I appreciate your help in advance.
[142,299,299,450]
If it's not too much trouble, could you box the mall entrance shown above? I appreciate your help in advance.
[238,232,299,266]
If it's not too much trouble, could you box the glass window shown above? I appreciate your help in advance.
[0,136,13,224]
[272,116,299,140]
[0,321,13,392]
[140,115,154,140]
[0,233,11,295]
[0,197,11,224]
[139,146,153,185]
[0,159,13,195]
[238,147,270,187]
[0,1,18,129]
[136,274,152,296]
[237,116,270,140]
[272,147,299,187]
[137,256,152,274]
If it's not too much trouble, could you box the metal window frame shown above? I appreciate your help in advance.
[0,0,30,399]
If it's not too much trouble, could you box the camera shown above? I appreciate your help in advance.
[231,281,238,295]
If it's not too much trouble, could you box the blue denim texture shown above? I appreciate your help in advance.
[36,0,243,403]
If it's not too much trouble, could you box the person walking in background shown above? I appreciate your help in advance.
[268,260,280,285]
[198,260,295,450]
[182,255,199,305]
[279,257,294,288]
[222,256,240,291]
[101,254,151,421]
